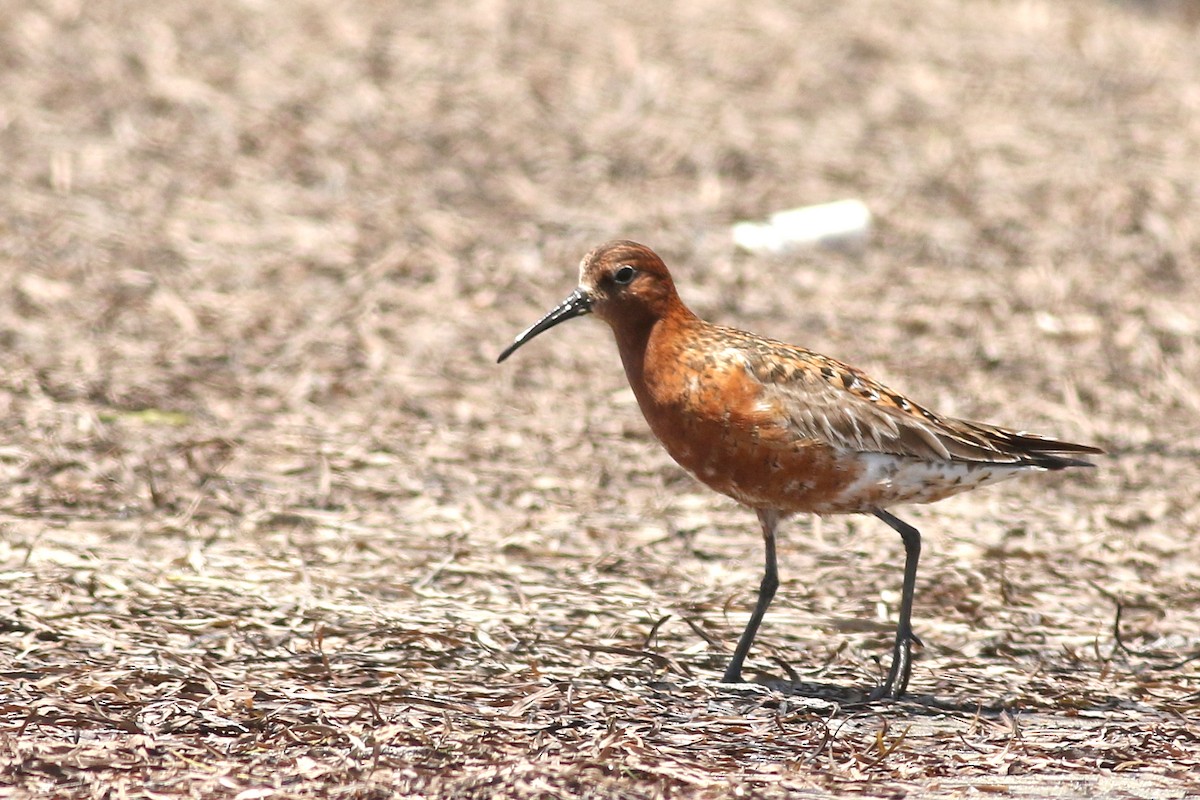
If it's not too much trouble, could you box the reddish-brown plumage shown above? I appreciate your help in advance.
[620,305,866,513]
[499,240,1101,699]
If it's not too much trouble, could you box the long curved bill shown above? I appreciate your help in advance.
[497,288,592,363]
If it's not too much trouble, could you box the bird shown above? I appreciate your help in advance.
[497,240,1101,700]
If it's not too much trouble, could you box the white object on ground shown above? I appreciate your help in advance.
[732,199,872,254]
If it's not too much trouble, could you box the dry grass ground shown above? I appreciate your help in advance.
[1,0,1199,797]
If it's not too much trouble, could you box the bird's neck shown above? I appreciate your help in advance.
[610,302,699,404]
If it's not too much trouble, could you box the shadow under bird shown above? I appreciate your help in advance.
[498,240,1101,699]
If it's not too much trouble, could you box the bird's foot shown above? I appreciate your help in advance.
[867,629,920,701]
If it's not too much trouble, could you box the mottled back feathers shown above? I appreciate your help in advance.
[717,325,1099,469]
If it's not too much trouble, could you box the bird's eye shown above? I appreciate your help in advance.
[613,265,637,285]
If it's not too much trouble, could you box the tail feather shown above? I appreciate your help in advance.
[962,422,1103,470]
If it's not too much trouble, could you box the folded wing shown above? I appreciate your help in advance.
[732,333,1101,469]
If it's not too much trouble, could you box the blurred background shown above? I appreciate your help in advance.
[1,0,1198,796]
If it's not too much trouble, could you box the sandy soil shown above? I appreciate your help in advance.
[1,0,1198,797]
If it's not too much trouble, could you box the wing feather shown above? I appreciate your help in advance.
[723,330,1100,468]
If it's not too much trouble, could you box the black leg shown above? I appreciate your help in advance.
[722,509,780,683]
[870,508,922,700]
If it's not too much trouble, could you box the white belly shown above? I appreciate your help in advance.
[813,453,1030,514]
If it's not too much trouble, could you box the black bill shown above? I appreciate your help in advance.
[497,288,593,363]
